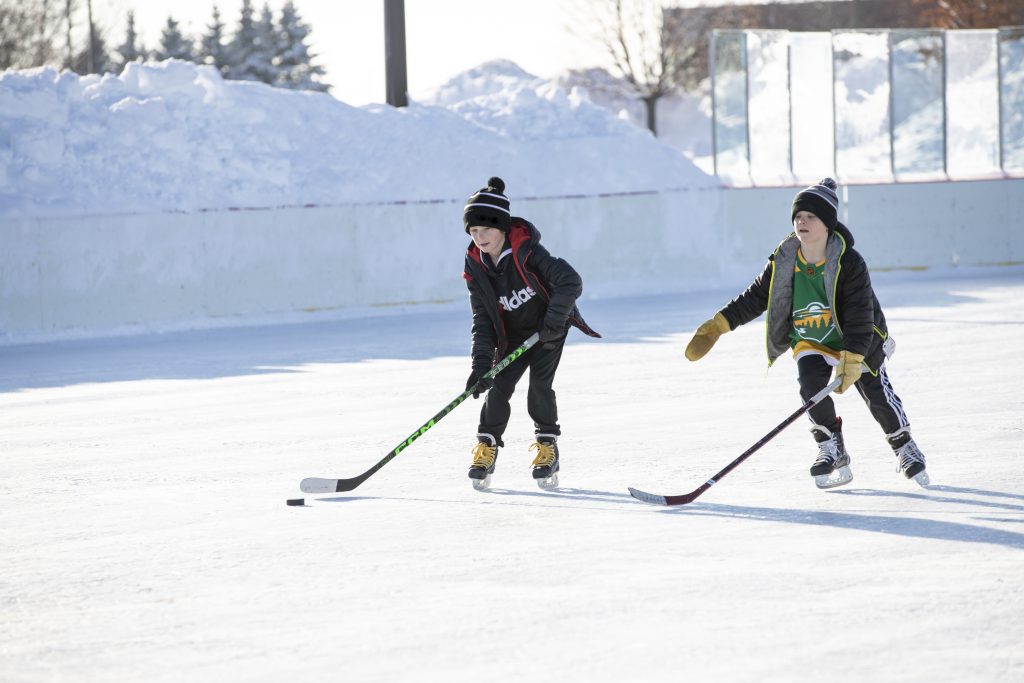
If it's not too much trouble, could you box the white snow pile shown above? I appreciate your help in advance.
[0,58,712,217]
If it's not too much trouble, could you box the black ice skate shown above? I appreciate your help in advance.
[468,434,499,490]
[887,427,929,487]
[809,419,853,489]
[530,434,560,490]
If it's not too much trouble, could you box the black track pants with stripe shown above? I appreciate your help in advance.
[797,354,910,435]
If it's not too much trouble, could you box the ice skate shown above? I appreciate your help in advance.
[887,427,929,487]
[809,420,853,489]
[530,434,560,490]
[468,434,499,490]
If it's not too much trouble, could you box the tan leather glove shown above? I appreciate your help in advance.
[685,312,731,361]
[834,350,865,394]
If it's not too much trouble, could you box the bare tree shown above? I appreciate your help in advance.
[64,0,74,68]
[909,0,1024,29]
[0,0,64,69]
[583,0,682,136]
[573,0,754,136]
[85,0,94,72]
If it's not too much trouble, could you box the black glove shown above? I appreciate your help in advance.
[538,320,567,350]
[466,368,493,399]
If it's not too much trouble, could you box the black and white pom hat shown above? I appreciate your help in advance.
[464,176,511,233]
[791,177,840,231]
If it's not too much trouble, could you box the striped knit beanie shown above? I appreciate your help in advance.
[791,177,839,231]
[464,176,511,233]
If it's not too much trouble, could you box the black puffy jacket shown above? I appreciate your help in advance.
[719,222,890,373]
[464,219,600,369]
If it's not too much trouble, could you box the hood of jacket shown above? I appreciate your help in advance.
[465,218,538,267]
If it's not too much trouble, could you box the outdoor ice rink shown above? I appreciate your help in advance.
[2,266,1022,682]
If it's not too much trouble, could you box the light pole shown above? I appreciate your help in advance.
[384,0,408,107]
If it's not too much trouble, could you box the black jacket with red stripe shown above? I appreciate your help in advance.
[463,219,600,369]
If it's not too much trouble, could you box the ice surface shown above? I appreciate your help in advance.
[2,266,1022,681]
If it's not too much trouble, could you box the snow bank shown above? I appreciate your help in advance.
[0,59,713,217]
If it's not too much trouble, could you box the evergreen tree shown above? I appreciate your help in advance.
[154,16,195,62]
[248,3,281,84]
[225,0,259,81]
[200,5,229,75]
[275,1,329,91]
[115,10,146,70]
[71,21,112,74]
[0,0,64,70]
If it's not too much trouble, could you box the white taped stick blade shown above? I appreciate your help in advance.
[300,477,337,494]
[628,487,667,505]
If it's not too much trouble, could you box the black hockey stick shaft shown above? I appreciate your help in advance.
[300,333,539,494]
[629,377,842,506]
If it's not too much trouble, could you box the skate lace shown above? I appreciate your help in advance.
[814,439,839,465]
[471,442,497,468]
[529,441,557,468]
[895,440,924,472]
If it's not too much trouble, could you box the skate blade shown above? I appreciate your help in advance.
[471,474,492,491]
[536,473,559,490]
[912,470,930,488]
[814,466,853,490]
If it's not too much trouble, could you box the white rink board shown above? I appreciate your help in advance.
[2,178,1023,342]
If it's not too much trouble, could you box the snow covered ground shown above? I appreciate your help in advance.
[2,266,1022,682]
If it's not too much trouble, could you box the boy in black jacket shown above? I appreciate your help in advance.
[462,177,600,490]
[684,178,928,489]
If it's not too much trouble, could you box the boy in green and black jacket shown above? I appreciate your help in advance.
[684,178,928,488]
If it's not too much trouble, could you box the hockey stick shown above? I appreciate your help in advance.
[629,376,843,506]
[300,333,540,494]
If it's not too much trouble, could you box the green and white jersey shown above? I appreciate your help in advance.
[788,250,843,361]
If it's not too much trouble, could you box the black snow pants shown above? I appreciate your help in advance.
[478,337,565,444]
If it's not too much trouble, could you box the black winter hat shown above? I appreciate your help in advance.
[464,176,511,233]
[792,177,840,231]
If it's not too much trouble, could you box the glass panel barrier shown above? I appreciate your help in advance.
[712,30,750,184]
[999,27,1024,173]
[789,32,835,184]
[890,30,946,179]
[832,31,892,182]
[946,30,1001,177]
[746,30,792,185]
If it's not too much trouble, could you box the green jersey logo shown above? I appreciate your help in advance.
[792,302,839,344]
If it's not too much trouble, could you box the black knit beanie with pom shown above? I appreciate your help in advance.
[792,177,840,231]
[464,177,511,233]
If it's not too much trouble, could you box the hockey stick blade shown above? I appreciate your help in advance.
[628,485,706,506]
[298,333,539,495]
[629,377,843,506]
[300,477,361,494]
